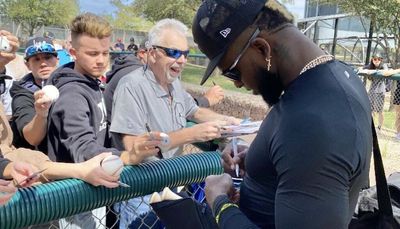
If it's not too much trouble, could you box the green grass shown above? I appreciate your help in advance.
[382,111,396,130]
[181,64,250,93]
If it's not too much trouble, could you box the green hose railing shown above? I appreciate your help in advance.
[0,152,223,229]
[357,72,400,80]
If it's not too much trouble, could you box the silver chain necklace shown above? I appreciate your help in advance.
[299,55,334,75]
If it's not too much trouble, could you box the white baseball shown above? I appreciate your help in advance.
[159,132,170,146]
[42,85,59,102]
[101,155,124,176]
[0,36,12,53]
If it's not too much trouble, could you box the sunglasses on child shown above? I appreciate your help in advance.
[153,45,189,59]
[25,42,56,59]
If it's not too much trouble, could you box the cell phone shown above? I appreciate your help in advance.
[0,36,12,53]
[15,168,47,187]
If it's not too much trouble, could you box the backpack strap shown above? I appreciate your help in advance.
[371,119,393,216]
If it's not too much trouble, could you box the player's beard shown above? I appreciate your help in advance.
[254,66,284,106]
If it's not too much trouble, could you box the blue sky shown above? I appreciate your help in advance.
[79,0,306,18]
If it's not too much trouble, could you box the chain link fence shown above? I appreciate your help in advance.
[358,74,400,187]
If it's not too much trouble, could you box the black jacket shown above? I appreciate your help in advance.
[47,62,119,163]
[104,54,143,124]
[0,155,10,179]
[10,73,47,153]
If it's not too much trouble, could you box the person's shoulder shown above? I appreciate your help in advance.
[117,67,146,87]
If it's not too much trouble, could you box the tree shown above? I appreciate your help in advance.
[130,0,294,28]
[0,0,79,36]
[109,0,154,31]
[131,0,201,27]
[316,0,400,67]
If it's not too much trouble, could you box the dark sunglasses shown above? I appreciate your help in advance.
[222,28,260,81]
[372,57,382,61]
[153,45,189,59]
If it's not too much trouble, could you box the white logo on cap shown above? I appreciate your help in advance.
[220,28,231,38]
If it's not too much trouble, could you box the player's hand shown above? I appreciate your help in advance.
[205,173,235,210]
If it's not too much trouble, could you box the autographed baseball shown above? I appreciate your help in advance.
[0,36,12,53]
[42,85,59,102]
[101,155,124,176]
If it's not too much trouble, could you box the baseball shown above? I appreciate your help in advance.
[42,85,59,102]
[0,36,12,53]
[159,132,170,146]
[101,155,124,176]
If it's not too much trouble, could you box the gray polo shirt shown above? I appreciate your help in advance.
[110,67,199,159]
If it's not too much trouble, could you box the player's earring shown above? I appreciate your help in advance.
[266,57,271,71]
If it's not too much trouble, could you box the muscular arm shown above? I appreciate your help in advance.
[271,117,362,229]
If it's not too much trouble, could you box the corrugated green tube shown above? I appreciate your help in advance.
[0,152,223,229]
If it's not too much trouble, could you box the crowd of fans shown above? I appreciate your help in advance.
[0,11,232,229]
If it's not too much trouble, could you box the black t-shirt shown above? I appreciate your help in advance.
[219,61,372,229]
[0,155,10,179]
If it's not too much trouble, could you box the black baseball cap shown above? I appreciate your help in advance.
[192,0,267,85]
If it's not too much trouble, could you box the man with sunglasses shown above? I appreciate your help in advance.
[110,18,240,228]
[111,18,239,159]
[10,37,58,153]
[104,41,224,128]
[192,0,373,228]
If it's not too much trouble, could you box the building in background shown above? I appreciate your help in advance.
[300,0,383,65]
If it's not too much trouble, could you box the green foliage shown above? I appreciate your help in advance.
[132,0,202,27]
[109,0,154,31]
[110,0,294,30]
[0,0,79,36]
[315,0,400,67]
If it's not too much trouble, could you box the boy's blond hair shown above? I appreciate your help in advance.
[70,13,112,46]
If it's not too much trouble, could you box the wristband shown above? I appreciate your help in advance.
[215,202,238,224]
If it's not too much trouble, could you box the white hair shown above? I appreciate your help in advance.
[147,18,188,47]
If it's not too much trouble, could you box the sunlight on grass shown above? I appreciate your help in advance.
[382,111,395,130]
[181,64,250,93]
